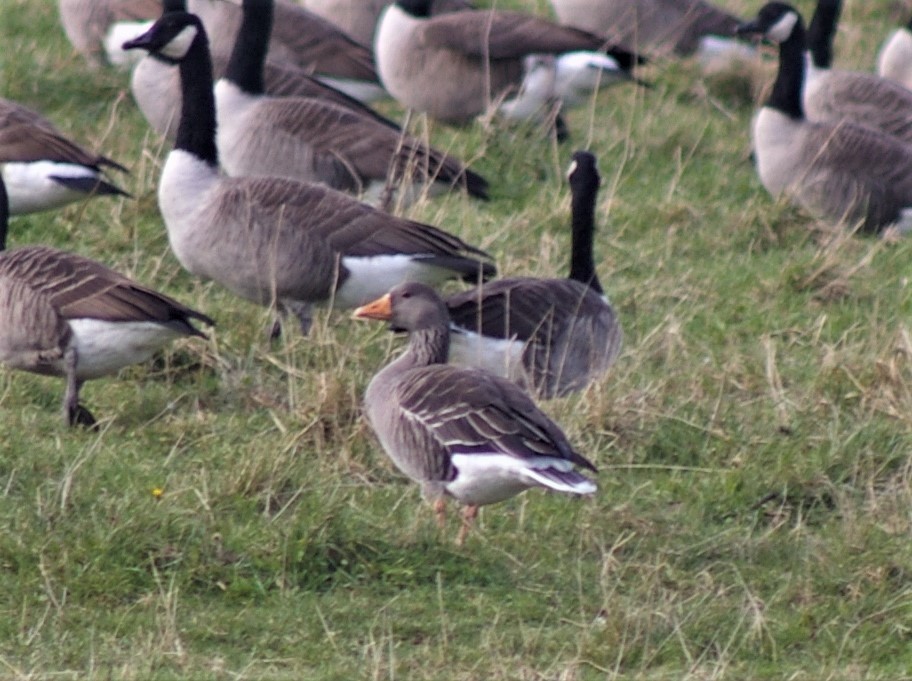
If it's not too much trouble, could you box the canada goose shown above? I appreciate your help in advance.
[300,0,473,47]
[354,282,597,545]
[58,0,160,67]
[877,15,912,91]
[0,97,129,216]
[123,12,494,337]
[446,151,621,399]
[803,0,912,146]
[549,0,748,62]
[130,1,397,141]
[187,0,386,102]
[214,0,487,201]
[0,176,213,427]
[374,0,643,127]
[737,3,912,233]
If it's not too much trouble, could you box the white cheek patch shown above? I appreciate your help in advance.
[566,160,578,180]
[767,11,798,44]
[161,25,199,60]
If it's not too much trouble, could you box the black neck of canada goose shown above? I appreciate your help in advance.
[0,176,7,251]
[225,0,272,96]
[806,0,841,70]
[163,0,187,12]
[174,19,219,166]
[395,0,433,18]
[567,151,603,295]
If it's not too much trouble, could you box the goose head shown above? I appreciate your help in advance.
[123,11,205,64]
[353,282,449,334]
[736,3,802,45]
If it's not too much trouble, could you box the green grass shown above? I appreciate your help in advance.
[3,0,912,678]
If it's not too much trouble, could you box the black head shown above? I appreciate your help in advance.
[123,11,206,63]
[396,0,434,18]
[736,3,803,44]
[567,151,601,196]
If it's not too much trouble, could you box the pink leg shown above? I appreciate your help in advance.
[456,505,478,546]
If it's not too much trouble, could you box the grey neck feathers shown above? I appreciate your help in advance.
[406,326,451,367]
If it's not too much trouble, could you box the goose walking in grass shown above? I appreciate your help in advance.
[803,0,912,146]
[58,0,160,68]
[213,0,488,202]
[123,11,494,338]
[300,0,473,48]
[187,0,386,102]
[374,0,644,131]
[446,151,621,399]
[737,3,912,233]
[0,176,212,427]
[877,14,912,91]
[549,0,750,64]
[131,0,398,142]
[354,282,598,545]
[0,97,129,216]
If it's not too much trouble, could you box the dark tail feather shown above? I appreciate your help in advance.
[462,168,490,200]
[51,175,131,198]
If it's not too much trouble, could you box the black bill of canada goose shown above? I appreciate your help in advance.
[0,97,129,216]
[374,0,644,127]
[123,12,495,337]
[300,0,473,47]
[58,0,161,67]
[736,3,912,233]
[131,0,398,141]
[354,282,598,545]
[446,151,621,399]
[187,0,386,102]
[549,0,752,64]
[877,14,912,91]
[214,0,487,201]
[0,176,213,427]
[803,0,912,146]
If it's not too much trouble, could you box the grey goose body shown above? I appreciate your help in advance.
[354,282,597,544]
[446,151,621,399]
[0,97,128,215]
[0,177,212,427]
[124,11,494,336]
[187,0,385,102]
[803,0,912,146]
[214,0,488,201]
[374,0,643,126]
[738,3,912,233]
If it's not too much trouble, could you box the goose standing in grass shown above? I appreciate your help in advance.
[0,176,212,427]
[354,282,598,545]
[374,0,643,128]
[187,0,386,102]
[300,0,473,47]
[58,0,160,67]
[446,151,621,399]
[123,11,494,337]
[213,0,488,202]
[736,3,912,233]
[549,0,750,64]
[131,0,398,141]
[877,15,912,91]
[0,97,128,216]
[803,0,912,145]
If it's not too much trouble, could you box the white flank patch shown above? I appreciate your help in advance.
[501,55,556,121]
[68,319,184,380]
[316,77,387,104]
[161,24,199,60]
[447,328,525,382]
[554,52,624,105]
[331,255,455,309]
[697,36,758,69]
[104,20,154,68]
[3,162,105,215]
[767,11,799,44]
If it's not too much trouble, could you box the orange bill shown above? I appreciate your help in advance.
[352,293,393,321]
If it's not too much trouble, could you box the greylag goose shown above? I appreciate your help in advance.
[214,0,488,202]
[803,0,912,146]
[374,0,643,129]
[354,281,597,545]
[736,3,912,233]
[0,176,212,427]
[123,11,494,337]
[446,151,621,399]
[0,97,128,216]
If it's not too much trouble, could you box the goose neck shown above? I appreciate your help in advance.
[224,0,271,95]
[175,27,219,166]
[0,177,7,251]
[568,183,603,294]
[404,325,451,368]
[806,0,840,69]
[767,18,806,120]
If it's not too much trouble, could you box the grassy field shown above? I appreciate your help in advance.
[3,0,912,678]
